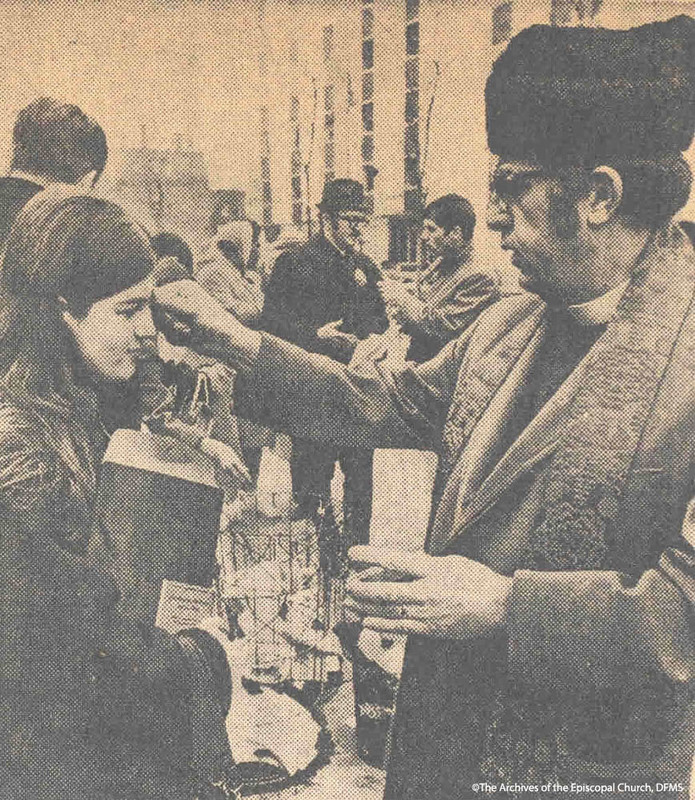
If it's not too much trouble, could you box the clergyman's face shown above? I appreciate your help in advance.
[486,160,588,302]
[63,275,157,384]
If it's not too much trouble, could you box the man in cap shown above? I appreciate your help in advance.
[260,178,387,543]
[154,15,695,800]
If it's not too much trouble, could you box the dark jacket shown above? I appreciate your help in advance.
[260,234,387,364]
[0,399,232,800]
[0,177,43,345]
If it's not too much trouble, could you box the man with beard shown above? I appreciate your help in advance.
[153,16,695,800]
[380,194,501,361]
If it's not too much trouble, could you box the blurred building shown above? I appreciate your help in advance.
[101,146,249,258]
[223,0,695,268]
[281,0,695,268]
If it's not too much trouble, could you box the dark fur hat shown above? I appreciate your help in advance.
[486,15,695,165]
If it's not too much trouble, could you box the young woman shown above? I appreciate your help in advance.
[0,187,237,800]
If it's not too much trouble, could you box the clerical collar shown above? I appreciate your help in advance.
[565,280,630,326]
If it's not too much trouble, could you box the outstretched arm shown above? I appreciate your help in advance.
[152,279,470,451]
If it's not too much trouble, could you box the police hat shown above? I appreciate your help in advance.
[318,178,368,218]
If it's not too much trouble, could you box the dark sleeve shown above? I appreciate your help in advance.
[237,327,473,451]
[10,524,233,780]
[260,251,326,351]
[0,407,231,765]
[87,581,231,737]
[352,257,388,338]
[508,529,695,698]
[0,403,66,516]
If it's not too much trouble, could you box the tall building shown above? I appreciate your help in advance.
[83,0,695,268]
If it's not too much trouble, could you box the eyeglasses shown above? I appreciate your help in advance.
[337,214,368,227]
[489,169,548,205]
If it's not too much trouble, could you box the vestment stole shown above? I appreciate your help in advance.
[439,226,695,570]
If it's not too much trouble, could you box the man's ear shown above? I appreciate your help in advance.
[587,166,623,226]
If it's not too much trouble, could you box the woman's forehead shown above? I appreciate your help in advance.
[108,273,156,303]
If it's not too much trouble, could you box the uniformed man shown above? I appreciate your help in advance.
[260,178,387,543]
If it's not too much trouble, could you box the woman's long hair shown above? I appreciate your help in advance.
[0,187,155,513]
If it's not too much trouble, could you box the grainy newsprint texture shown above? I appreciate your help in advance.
[0,2,695,800]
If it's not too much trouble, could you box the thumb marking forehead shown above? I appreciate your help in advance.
[153,257,189,287]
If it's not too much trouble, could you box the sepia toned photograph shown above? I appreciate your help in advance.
[0,1,694,799]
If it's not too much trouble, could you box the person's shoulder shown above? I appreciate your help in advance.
[298,235,336,263]
[459,266,501,287]
[272,237,313,266]
[462,289,541,333]
[447,291,541,361]
[0,398,43,436]
[353,252,383,281]
[272,237,327,281]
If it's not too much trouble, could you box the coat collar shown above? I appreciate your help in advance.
[431,225,695,554]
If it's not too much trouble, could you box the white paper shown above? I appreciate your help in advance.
[155,579,218,634]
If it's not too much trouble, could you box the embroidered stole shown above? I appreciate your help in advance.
[432,227,695,567]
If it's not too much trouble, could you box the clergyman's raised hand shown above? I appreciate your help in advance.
[152,280,261,365]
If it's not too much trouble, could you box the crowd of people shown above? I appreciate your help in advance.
[1,11,695,800]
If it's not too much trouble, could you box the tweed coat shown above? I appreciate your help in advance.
[241,224,695,800]
[403,255,501,362]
